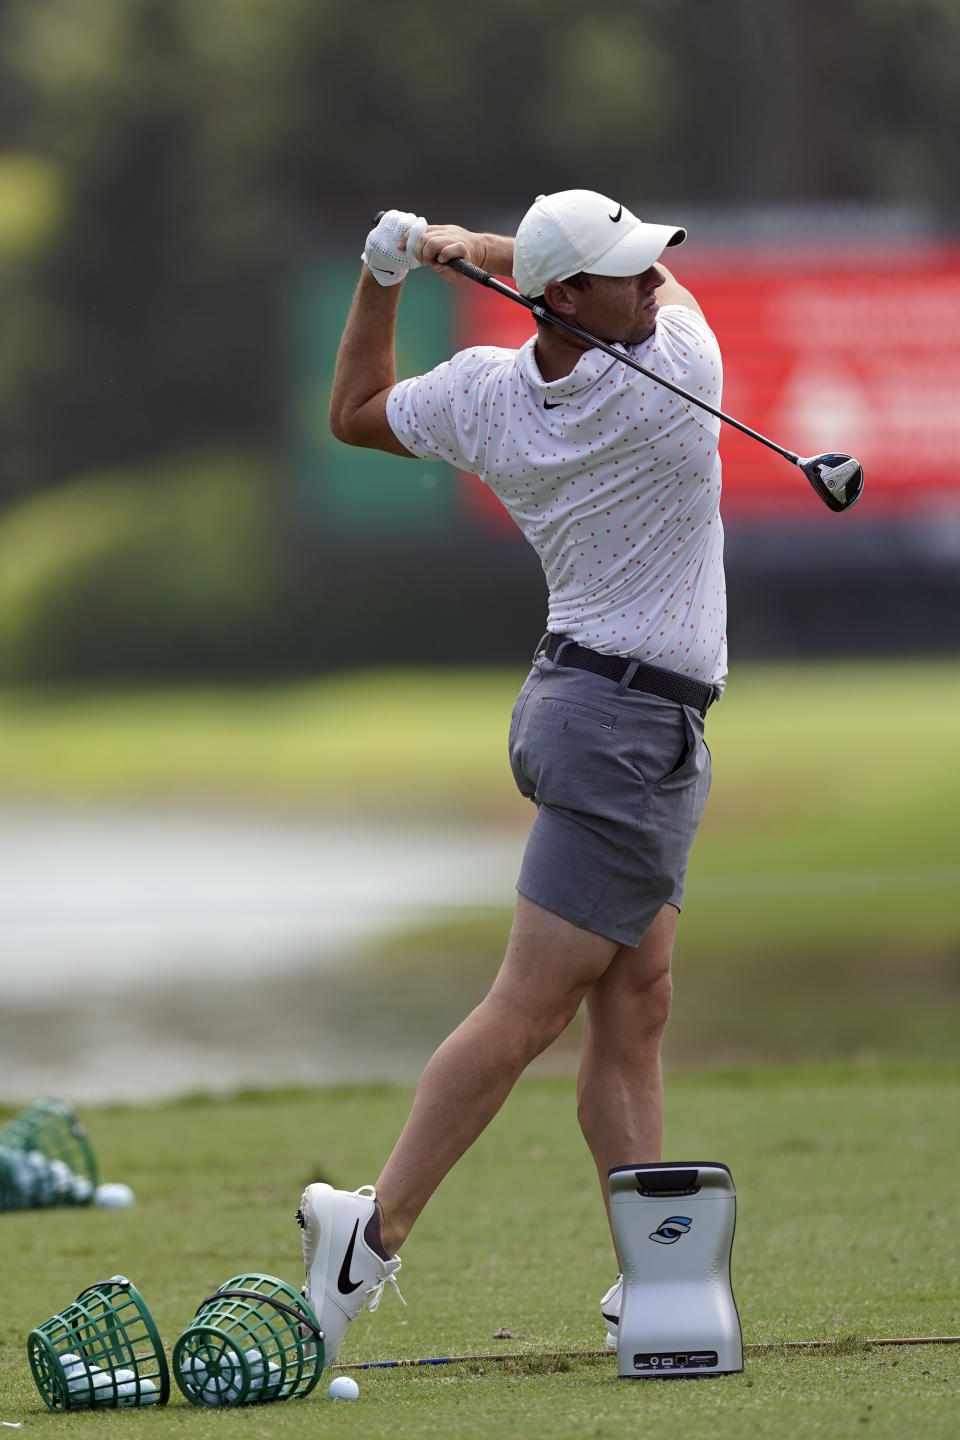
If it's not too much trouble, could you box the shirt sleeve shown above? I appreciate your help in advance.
[386,346,515,472]
[646,305,723,415]
[387,359,467,468]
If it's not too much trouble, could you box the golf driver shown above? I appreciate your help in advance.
[371,213,864,513]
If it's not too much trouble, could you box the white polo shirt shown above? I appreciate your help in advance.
[387,305,727,686]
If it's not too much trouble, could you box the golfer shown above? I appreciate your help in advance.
[298,191,726,1364]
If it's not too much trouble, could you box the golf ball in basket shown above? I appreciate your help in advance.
[201,1377,241,1405]
[328,1375,359,1400]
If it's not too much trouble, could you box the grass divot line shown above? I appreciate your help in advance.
[336,1334,960,1370]
[750,1335,960,1353]
[337,1351,612,1370]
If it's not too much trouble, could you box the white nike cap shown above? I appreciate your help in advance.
[513,189,686,298]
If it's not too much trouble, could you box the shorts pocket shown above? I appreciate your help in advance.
[652,707,705,792]
[533,696,618,731]
[511,692,625,812]
[631,703,699,788]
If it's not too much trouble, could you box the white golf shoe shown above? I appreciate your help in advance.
[600,1275,622,1350]
[296,1182,404,1366]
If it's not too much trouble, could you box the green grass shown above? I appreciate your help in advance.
[0,658,957,824]
[1,1073,959,1438]
[0,670,523,814]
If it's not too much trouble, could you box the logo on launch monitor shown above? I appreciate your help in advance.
[649,1216,693,1245]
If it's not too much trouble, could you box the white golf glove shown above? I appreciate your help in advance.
[361,209,428,286]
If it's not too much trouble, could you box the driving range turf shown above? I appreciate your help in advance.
[0,1073,958,1438]
[0,658,958,1434]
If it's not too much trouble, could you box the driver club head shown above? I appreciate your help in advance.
[797,453,864,512]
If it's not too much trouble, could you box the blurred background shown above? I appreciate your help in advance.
[0,0,958,1104]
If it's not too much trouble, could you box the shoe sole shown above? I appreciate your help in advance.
[300,1181,336,1309]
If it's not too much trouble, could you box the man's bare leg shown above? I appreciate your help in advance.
[375,895,618,1255]
[576,902,678,1247]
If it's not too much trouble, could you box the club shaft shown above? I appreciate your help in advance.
[335,1333,960,1370]
[446,258,799,465]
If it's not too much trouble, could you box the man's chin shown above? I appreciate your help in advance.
[594,317,657,347]
[624,320,657,345]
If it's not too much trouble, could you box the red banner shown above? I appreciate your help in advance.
[454,245,960,526]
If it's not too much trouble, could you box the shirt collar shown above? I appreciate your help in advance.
[517,335,624,401]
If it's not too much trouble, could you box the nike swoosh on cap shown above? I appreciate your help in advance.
[337,1219,363,1295]
[609,204,623,222]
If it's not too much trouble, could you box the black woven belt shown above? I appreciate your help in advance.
[542,633,717,716]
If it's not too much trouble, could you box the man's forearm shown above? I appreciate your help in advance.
[655,265,704,318]
[416,226,515,278]
[474,233,515,276]
[328,217,516,454]
[329,268,404,444]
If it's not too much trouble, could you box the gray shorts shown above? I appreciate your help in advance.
[508,652,712,947]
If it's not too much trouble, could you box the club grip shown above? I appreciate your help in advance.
[447,257,493,285]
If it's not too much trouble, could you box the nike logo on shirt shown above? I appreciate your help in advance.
[544,399,563,409]
[337,1220,363,1295]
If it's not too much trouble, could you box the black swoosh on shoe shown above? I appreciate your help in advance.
[337,1219,363,1295]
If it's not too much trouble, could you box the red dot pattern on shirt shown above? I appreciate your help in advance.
[388,311,727,684]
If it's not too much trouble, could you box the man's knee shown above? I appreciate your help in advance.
[482,984,584,1065]
[591,963,673,1045]
[641,968,673,1036]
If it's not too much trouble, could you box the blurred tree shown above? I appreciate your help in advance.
[0,0,957,506]
[1,0,284,504]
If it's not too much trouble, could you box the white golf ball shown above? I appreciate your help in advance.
[116,1377,159,1406]
[200,1377,241,1405]
[94,1182,135,1208]
[48,1158,74,1197]
[65,1366,113,1401]
[177,1354,209,1394]
[328,1375,359,1400]
[198,1349,242,1405]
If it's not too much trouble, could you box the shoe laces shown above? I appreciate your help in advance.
[365,1268,405,1313]
[351,1184,406,1311]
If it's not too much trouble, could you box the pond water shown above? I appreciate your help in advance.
[0,804,526,1103]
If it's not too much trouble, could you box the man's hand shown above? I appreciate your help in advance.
[412,225,516,280]
[362,210,428,286]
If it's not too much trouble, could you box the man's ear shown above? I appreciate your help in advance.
[542,279,579,317]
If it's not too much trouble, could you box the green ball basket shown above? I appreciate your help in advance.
[0,1099,98,1210]
[173,1273,324,1407]
[27,1275,169,1410]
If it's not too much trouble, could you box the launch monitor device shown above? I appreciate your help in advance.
[609,1162,742,1379]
